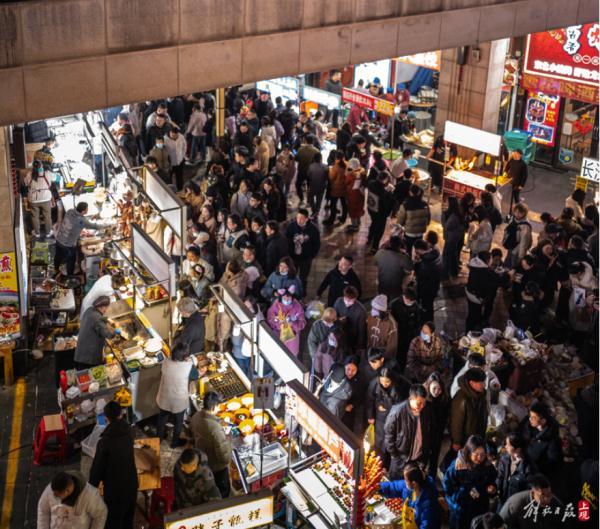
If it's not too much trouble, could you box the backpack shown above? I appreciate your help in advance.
[502,219,530,250]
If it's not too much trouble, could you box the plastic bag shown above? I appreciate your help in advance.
[81,424,106,458]
[305,300,324,320]
[280,322,295,343]
[364,424,375,450]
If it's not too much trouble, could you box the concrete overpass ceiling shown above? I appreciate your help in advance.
[0,0,597,125]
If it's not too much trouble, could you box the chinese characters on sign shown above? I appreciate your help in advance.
[523,92,561,146]
[0,252,21,340]
[341,88,395,116]
[580,157,600,183]
[523,500,577,524]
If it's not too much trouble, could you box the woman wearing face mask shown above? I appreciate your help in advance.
[24,161,54,238]
[423,372,449,477]
[443,435,497,529]
[307,307,337,361]
[367,367,403,468]
[366,295,398,360]
[313,327,347,380]
[261,257,303,301]
[405,321,444,383]
[495,432,537,510]
[266,288,306,356]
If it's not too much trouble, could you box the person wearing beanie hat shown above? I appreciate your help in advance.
[75,295,117,369]
[367,294,398,361]
[450,368,488,451]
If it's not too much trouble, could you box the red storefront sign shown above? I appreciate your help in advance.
[341,87,395,116]
[523,24,600,103]
[523,92,561,146]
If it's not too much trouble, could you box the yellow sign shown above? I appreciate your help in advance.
[575,176,588,191]
[374,98,395,117]
[0,252,21,339]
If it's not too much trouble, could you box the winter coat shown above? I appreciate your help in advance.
[74,307,115,366]
[266,299,306,356]
[467,219,493,254]
[336,128,352,152]
[333,298,367,352]
[384,400,432,477]
[156,357,194,413]
[25,172,53,204]
[398,196,431,237]
[366,314,398,360]
[505,158,528,188]
[221,228,249,263]
[260,125,277,158]
[56,209,101,248]
[442,210,465,247]
[89,419,138,503]
[285,220,321,261]
[319,365,355,419]
[260,271,303,301]
[263,232,290,276]
[316,266,362,308]
[367,379,403,451]
[499,490,564,529]
[443,452,497,529]
[173,449,221,509]
[450,364,500,401]
[367,179,396,219]
[174,310,206,355]
[313,341,344,379]
[405,334,444,382]
[230,191,250,218]
[466,256,500,305]
[307,320,335,358]
[307,162,329,193]
[390,297,424,353]
[450,375,488,447]
[495,453,538,507]
[380,476,442,529]
[510,218,533,262]
[519,416,563,480]
[255,141,270,176]
[329,162,348,198]
[415,248,442,301]
[37,471,107,529]
[296,144,320,177]
[345,169,366,219]
[375,248,414,300]
[190,410,232,472]
[188,110,207,136]
[275,152,296,185]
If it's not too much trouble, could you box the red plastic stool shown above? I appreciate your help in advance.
[33,414,68,466]
[149,477,174,527]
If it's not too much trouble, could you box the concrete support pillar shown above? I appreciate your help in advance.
[435,40,508,134]
[0,127,15,253]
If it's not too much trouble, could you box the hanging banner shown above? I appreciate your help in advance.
[522,92,561,146]
[0,252,21,339]
[341,87,395,116]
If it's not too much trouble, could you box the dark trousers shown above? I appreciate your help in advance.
[420,294,435,323]
[404,234,422,254]
[466,299,484,332]
[308,189,325,215]
[294,258,313,293]
[213,467,231,498]
[295,173,307,202]
[442,240,461,278]
[368,214,387,249]
[157,408,185,448]
[171,162,185,191]
[190,135,206,161]
[511,184,521,204]
[104,494,136,529]
[327,196,347,222]
[54,242,77,276]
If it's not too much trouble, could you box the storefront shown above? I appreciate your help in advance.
[519,24,599,169]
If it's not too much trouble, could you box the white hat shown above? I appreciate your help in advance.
[371,294,387,312]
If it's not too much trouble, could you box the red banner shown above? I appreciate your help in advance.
[523,92,561,146]
[341,87,395,116]
[522,73,598,104]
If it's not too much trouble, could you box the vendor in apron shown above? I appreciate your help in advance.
[379,463,442,529]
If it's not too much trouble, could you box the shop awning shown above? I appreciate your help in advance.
[522,73,598,104]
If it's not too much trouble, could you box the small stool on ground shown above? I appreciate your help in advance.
[33,414,68,466]
[148,477,174,528]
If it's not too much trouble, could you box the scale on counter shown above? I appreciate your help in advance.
[203,370,247,400]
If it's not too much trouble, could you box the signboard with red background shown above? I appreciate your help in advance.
[341,87,395,116]
[523,24,600,103]
[523,92,561,146]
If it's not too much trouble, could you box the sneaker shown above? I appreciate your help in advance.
[32,231,40,238]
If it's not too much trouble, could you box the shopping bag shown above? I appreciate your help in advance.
[280,322,295,343]
[364,423,375,449]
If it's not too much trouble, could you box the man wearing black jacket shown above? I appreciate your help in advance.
[413,239,442,322]
[465,251,502,332]
[505,149,528,205]
[285,209,321,291]
[263,221,289,275]
[316,255,362,308]
[367,171,397,254]
[89,401,138,529]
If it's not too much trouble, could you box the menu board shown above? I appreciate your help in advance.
[286,380,358,474]
[523,92,561,146]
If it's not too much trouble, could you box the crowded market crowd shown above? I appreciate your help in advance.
[32,79,598,529]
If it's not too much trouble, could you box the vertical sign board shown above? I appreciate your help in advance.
[0,252,21,339]
[523,92,561,146]
[581,157,599,183]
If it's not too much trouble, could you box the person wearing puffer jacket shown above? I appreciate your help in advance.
[37,471,107,529]
[397,184,431,252]
[379,463,442,529]
[261,257,303,301]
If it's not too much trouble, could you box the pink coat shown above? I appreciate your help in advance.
[266,300,306,356]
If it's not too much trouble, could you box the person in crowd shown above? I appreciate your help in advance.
[413,238,442,322]
[391,148,415,180]
[24,161,53,238]
[375,235,414,301]
[221,213,249,264]
[80,272,125,318]
[336,122,353,153]
[505,149,528,205]
[33,137,56,168]
[467,206,494,256]
[367,170,397,254]
[384,384,431,480]
[198,204,217,238]
[262,220,288,275]
[319,356,359,419]
[244,193,267,227]
[450,368,488,452]
[285,209,321,291]
[188,264,212,307]
[443,435,497,529]
[316,255,362,308]
[187,103,208,163]
[366,294,398,360]
[37,471,107,529]
[442,196,465,280]
[174,297,205,354]
[55,202,105,277]
[519,402,563,483]
[233,120,255,152]
[295,135,320,204]
[465,251,504,332]
[427,135,456,191]
[367,366,404,466]
[345,135,367,164]
[451,352,500,404]
[89,401,138,529]
[164,127,186,189]
[313,326,347,380]
[191,391,232,499]
[503,203,532,269]
[470,513,506,529]
[274,144,296,200]
[398,184,430,252]
[307,307,337,360]
[261,178,281,221]
[333,285,367,355]
[182,245,215,281]
[261,256,303,301]
[423,372,450,477]
[405,321,443,383]
[565,188,586,220]
[173,448,221,509]
[148,135,171,182]
[325,150,349,225]
[480,191,503,233]
[75,296,117,369]
[509,280,543,335]
[379,463,442,529]
[499,474,564,529]
[307,152,328,217]
[230,179,251,218]
[345,157,367,232]
[557,206,583,239]
[393,168,414,206]
[266,287,306,356]
[156,342,195,448]
[253,135,270,177]
[390,287,423,369]
[495,432,538,510]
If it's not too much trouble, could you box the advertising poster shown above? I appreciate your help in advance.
[523,92,561,146]
[0,252,21,339]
